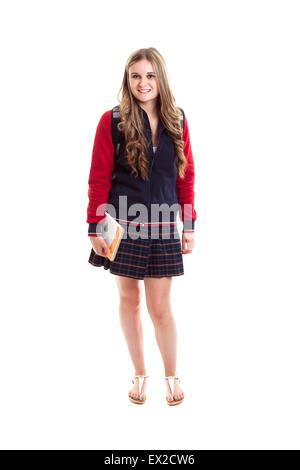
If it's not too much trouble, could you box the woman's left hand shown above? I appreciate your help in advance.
[182,232,195,254]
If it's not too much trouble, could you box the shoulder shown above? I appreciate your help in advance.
[99,105,121,126]
[99,109,113,123]
[95,109,113,133]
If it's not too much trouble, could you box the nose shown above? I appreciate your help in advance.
[139,79,148,88]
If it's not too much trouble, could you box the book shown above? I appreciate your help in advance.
[101,211,125,261]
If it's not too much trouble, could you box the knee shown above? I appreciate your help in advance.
[119,285,142,311]
[149,300,171,325]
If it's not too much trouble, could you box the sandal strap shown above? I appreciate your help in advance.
[132,375,149,396]
[164,376,180,397]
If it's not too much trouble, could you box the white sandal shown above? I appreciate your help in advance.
[165,376,184,406]
[129,375,149,404]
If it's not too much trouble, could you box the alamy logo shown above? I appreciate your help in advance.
[96,196,193,240]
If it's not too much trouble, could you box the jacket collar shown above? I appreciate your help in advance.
[136,102,164,136]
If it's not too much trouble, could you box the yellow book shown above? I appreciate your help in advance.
[102,211,125,261]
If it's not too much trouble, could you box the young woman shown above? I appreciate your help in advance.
[86,47,197,406]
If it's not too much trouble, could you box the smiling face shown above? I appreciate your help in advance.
[128,59,159,106]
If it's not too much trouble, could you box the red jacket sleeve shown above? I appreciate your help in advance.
[176,113,197,232]
[87,110,115,236]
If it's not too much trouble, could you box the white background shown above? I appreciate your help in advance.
[0,0,299,450]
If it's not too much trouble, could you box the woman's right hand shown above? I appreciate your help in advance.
[90,236,110,257]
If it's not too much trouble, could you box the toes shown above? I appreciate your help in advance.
[166,389,184,402]
[173,394,183,401]
[129,392,145,402]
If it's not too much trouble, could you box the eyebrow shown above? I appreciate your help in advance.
[130,72,156,75]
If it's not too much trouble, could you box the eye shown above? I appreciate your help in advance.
[132,74,155,79]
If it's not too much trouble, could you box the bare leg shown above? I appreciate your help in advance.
[114,275,148,400]
[144,277,184,401]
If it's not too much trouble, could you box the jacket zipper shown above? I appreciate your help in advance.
[147,124,164,217]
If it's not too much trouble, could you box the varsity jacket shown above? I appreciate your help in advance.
[87,103,197,237]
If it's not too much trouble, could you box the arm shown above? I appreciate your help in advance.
[176,113,197,232]
[86,110,115,237]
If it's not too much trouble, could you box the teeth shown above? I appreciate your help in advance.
[139,89,150,93]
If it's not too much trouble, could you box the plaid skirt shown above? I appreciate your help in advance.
[88,223,184,280]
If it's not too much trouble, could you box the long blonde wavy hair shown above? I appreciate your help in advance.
[116,47,188,181]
